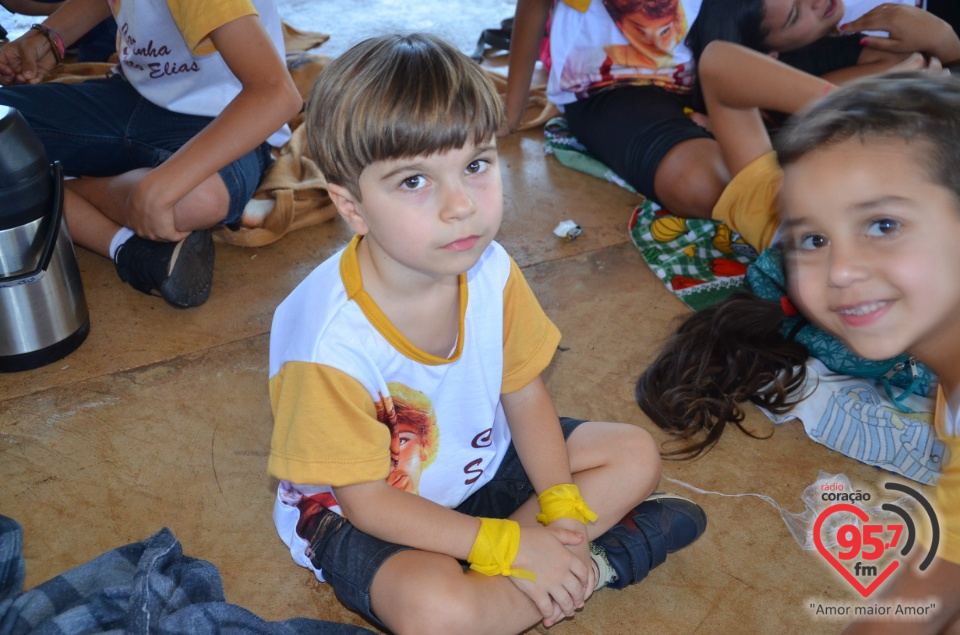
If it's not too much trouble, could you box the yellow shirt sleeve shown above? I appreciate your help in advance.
[711,151,783,253]
[167,0,259,55]
[924,388,960,564]
[501,258,562,394]
[268,362,391,486]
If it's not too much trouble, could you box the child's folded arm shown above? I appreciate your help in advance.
[501,376,595,615]
[132,14,302,240]
[333,479,481,560]
[501,376,576,497]
[334,471,593,624]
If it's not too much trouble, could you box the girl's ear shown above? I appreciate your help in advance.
[768,51,780,60]
[328,183,370,235]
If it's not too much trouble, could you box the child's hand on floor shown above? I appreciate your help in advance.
[510,522,591,627]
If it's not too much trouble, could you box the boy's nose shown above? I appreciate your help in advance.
[440,182,475,221]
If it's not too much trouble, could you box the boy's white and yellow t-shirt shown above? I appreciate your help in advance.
[268,236,561,579]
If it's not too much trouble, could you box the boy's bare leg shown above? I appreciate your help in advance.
[371,552,549,635]
[370,422,661,635]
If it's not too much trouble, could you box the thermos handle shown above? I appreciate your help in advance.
[0,161,64,286]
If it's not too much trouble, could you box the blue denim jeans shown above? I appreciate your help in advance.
[0,74,273,225]
[308,417,587,629]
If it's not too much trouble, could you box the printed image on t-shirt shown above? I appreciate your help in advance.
[555,0,697,99]
[376,383,441,495]
[603,0,687,69]
[289,382,441,559]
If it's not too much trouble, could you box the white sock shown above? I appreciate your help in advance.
[590,543,617,591]
[109,227,135,261]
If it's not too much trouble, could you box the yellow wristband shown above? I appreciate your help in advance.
[467,518,536,581]
[535,484,598,526]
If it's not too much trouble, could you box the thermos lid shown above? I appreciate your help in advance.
[0,106,54,230]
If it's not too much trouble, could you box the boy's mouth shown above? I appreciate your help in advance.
[442,235,480,252]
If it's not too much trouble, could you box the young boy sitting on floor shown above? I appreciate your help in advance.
[266,33,706,635]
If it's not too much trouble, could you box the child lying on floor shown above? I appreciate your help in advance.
[504,0,926,222]
[267,33,705,635]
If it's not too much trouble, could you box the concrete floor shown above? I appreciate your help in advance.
[0,2,924,634]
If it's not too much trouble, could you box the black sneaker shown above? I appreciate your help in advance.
[114,230,215,308]
[592,493,707,590]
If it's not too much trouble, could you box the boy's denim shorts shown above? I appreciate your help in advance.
[0,74,273,225]
[308,417,587,629]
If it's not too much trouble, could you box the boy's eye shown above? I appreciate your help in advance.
[401,175,426,190]
[866,218,900,237]
[465,159,488,175]
[796,233,828,251]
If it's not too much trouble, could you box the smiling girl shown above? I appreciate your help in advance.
[638,71,960,630]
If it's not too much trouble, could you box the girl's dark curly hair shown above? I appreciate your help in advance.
[636,290,809,459]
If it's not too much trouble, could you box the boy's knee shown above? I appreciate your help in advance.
[626,425,661,469]
[612,425,662,494]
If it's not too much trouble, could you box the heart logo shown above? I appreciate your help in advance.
[813,504,899,597]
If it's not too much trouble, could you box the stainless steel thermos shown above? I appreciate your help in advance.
[0,105,89,372]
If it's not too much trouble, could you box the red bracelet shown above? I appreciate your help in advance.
[30,23,66,64]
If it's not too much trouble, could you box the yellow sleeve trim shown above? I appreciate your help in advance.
[502,258,561,394]
[923,387,960,564]
[167,0,259,55]
[268,362,391,486]
[712,151,782,253]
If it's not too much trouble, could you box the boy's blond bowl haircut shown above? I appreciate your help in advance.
[776,71,960,200]
[305,33,505,200]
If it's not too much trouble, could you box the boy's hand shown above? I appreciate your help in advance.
[552,516,597,602]
[510,523,590,627]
